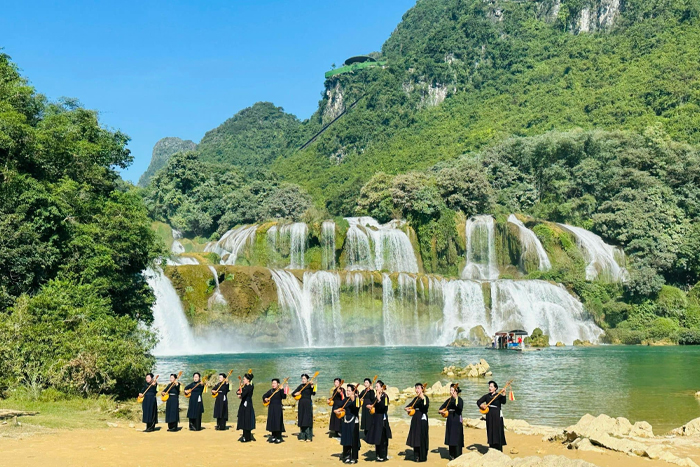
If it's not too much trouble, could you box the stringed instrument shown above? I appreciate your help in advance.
[211,369,234,399]
[327,379,345,406]
[406,382,428,417]
[184,376,209,399]
[293,371,319,401]
[360,375,378,406]
[335,393,354,419]
[479,379,513,415]
[161,371,183,402]
[263,377,289,407]
[137,375,159,403]
[438,383,459,419]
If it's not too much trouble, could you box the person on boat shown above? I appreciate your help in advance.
[262,378,287,443]
[439,383,464,460]
[366,380,392,462]
[329,377,345,438]
[293,373,315,441]
[163,373,181,432]
[237,371,256,442]
[336,383,361,464]
[139,373,158,432]
[184,372,205,431]
[212,373,230,431]
[405,383,429,462]
[359,378,375,437]
[476,380,507,451]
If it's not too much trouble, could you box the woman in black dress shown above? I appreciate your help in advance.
[359,378,375,437]
[212,373,230,431]
[262,378,287,443]
[237,371,256,442]
[405,383,429,462]
[139,373,158,432]
[328,377,344,438]
[439,383,464,460]
[184,372,205,431]
[365,380,392,462]
[336,383,360,464]
[476,380,507,451]
[293,373,316,442]
[162,373,181,432]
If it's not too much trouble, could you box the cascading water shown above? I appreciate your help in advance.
[166,256,199,266]
[207,266,227,309]
[490,280,603,344]
[462,215,500,280]
[558,223,628,282]
[439,280,488,346]
[145,268,199,356]
[269,269,311,347]
[508,214,552,272]
[344,217,419,273]
[321,221,336,270]
[382,274,398,346]
[281,223,308,270]
[205,224,257,265]
[303,271,342,347]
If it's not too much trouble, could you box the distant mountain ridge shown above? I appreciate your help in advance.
[137,137,197,187]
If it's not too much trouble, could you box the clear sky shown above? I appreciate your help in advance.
[1,0,415,183]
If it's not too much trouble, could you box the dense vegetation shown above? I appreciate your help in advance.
[0,53,162,398]
[144,151,313,238]
[137,137,197,187]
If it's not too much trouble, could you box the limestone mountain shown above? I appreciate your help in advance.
[138,137,197,187]
[196,101,308,175]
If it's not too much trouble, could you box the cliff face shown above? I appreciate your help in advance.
[138,137,197,187]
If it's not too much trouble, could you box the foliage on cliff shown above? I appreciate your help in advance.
[0,53,162,398]
[137,137,197,187]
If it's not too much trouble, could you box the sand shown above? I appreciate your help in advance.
[1,417,695,467]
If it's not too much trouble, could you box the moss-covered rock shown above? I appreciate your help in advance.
[524,327,549,347]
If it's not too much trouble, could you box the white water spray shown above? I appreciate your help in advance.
[508,214,551,272]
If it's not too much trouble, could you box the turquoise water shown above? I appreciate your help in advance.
[155,346,700,434]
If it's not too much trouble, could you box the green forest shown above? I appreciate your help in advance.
[3,0,700,399]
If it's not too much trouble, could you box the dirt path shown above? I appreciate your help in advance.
[0,418,690,467]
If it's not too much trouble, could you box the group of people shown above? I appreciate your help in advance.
[139,372,509,463]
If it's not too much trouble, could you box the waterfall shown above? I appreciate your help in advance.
[558,223,629,282]
[166,256,199,266]
[439,280,488,345]
[303,271,342,347]
[321,221,336,270]
[508,214,552,272]
[344,217,419,273]
[397,273,420,343]
[269,269,311,347]
[382,274,397,346]
[145,268,199,356]
[462,215,499,280]
[344,224,374,270]
[281,223,308,270]
[207,266,227,309]
[490,280,603,344]
[205,224,257,265]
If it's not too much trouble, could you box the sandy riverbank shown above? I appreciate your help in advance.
[2,415,700,467]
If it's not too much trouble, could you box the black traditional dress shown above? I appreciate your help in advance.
[262,387,286,441]
[359,386,375,435]
[405,395,429,462]
[185,382,205,431]
[476,391,507,450]
[164,381,180,431]
[328,386,344,435]
[340,397,361,462]
[366,392,392,460]
[237,383,256,441]
[440,396,464,459]
[140,381,158,432]
[213,381,229,430]
[294,383,315,441]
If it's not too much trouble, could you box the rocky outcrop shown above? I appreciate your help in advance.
[442,359,491,378]
[573,339,594,346]
[447,449,599,466]
[137,137,197,187]
[449,325,492,347]
[671,417,700,436]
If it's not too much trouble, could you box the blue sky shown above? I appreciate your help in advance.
[1,0,415,183]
